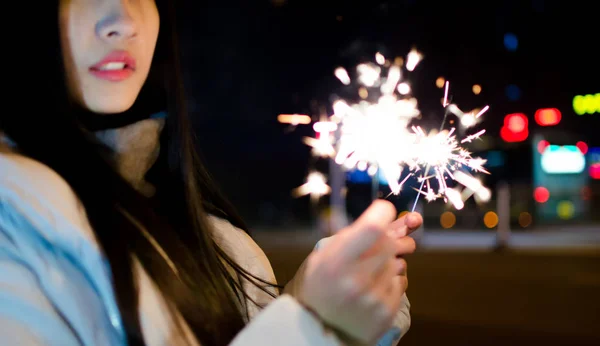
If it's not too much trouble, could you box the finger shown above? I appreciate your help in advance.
[353,246,396,288]
[367,258,398,297]
[381,276,405,321]
[360,231,396,260]
[395,273,408,293]
[352,200,398,233]
[395,258,407,276]
[387,212,423,238]
[334,200,397,263]
[394,237,417,256]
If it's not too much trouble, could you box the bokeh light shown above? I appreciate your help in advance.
[573,94,600,115]
[397,83,411,95]
[504,33,518,51]
[505,84,522,101]
[440,211,456,229]
[533,187,550,203]
[436,77,445,88]
[557,201,575,220]
[507,114,526,132]
[358,87,368,99]
[483,211,499,228]
[576,141,588,155]
[581,186,592,201]
[537,140,550,154]
[518,212,532,228]
[472,84,482,95]
[534,108,561,126]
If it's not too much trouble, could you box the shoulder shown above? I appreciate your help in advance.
[209,216,272,276]
[0,142,125,345]
[209,215,278,317]
[0,148,100,252]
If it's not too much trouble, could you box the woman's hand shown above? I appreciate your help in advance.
[297,200,413,344]
[387,212,421,289]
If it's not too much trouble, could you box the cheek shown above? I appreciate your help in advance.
[146,4,160,53]
[59,6,84,99]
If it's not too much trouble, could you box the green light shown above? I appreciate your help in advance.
[557,200,575,220]
[573,93,600,115]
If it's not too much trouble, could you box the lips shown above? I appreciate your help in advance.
[89,50,136,82]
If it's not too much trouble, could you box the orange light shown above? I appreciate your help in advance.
[518,212,532,228]
[534,108,561,126]
[436,77,445,88]
[277,114,311,125]
[533,187,550,203]
[483,211,499,228]
[440,211,456,229]
[576,141,588,155]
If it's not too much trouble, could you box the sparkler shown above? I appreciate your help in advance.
[408,81,490,210]
[284,49,491,209]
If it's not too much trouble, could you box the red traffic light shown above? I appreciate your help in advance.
[501,113,529,142]
[534,108,561,126]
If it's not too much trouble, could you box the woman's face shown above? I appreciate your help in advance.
[59,0,159,114]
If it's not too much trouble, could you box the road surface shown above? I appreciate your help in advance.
[253,229,600,345]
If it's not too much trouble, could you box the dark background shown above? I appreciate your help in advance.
[175,2,599,345]
[177,0,599,225]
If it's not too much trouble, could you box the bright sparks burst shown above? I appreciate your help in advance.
[304,52,422,195]
[409,126,489,208]
[291,50,490,209]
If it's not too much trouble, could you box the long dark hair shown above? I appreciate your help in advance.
[1,1,278,345]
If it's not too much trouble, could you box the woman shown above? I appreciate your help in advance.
[0,1,421,345]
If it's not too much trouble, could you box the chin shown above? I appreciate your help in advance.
[84,95,137,114]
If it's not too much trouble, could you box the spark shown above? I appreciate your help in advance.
[454,170,492,203]
[304,51,423,195]
[292,172,331,201]
[294,50,490,210]
[443,81,449,107]
[448,104,489,129]
[277,114,311,125]
[375,52,386,65]
[409,126,489,208]
[475,105,490,118]
[334,67,351,85]
[406,48,423,72]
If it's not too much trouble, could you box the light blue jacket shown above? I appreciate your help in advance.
[0,145,409,345]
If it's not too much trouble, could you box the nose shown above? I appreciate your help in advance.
[96,4,137,42]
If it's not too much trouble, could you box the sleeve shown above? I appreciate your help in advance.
[283,237,411,346]
[230,294,342,346]
[0,219,123,346]
[0,252,81,346]
[211,217,344,345]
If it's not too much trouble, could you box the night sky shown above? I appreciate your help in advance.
[176,0,599,225]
